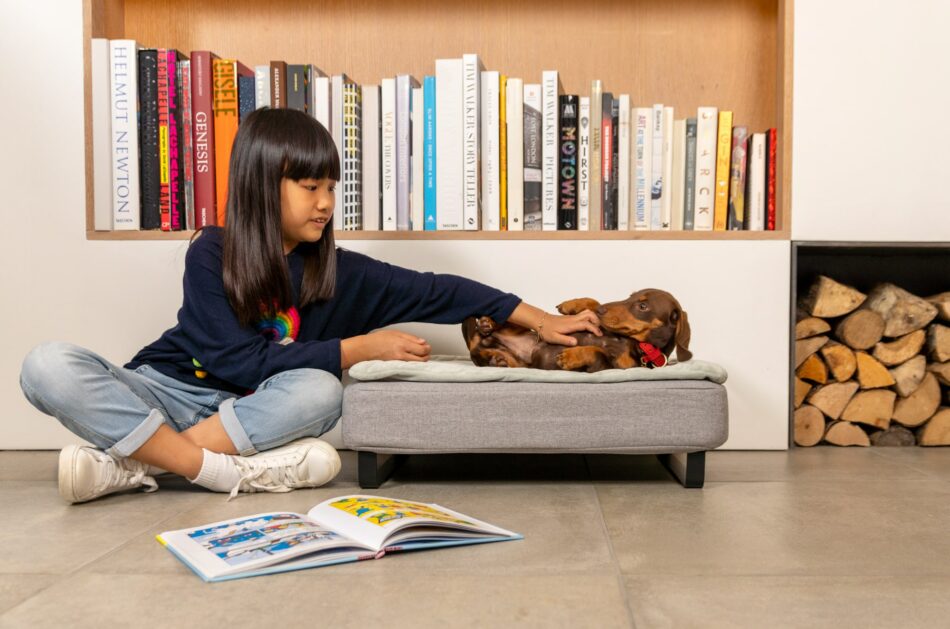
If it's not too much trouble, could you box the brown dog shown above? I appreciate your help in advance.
[462,288,692,372]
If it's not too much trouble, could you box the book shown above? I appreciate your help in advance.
[238,74,256,123]
[270,60,287,109]
[180,60,196,231]
[541,70,561,231]
[341,83,362,230]
[361,84,381,231]
[683,117,697,230]
[499,75,508,231]
[693,106,718,231]
[190,50,219,229]
[670,118,686,231]
[435,58,463,230]
[747,132,766,230]
[423,75,437,231]
[633,107,652,230]
[137,48,160,230]
[157,49,172,230]
[411,85,425,231]
[313,74,331,131]
[213,59,252,227]
[462,54,484,230]
[167,49,185,231]
[727,125,749,230]
[396,74,420,231]
[109,39,141,230]
[713,110,733,230]
[600,93,614,230]
[505,77,523,231]
[91,38,113,231]
[588,80,603,231]
[254,65,270,108]
[660,106,674,230]
[616,95,630,231]
[577,95,590,231]
[522,83,543,231]
[287,64,307,112]
[306,65,327,120]
[481,70,501,231]
[157,495,522,582]
[331,74,358,231]
[766,127,778,230]
[381,78,396,231]
[650,103,664,230]
[557,94,579,230]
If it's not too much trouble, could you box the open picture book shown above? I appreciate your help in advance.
[157,494,523,582]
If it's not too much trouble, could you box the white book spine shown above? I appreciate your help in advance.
[255,65,270,108]
[361,85,381,231]
[109,39,140,230]
[436,58,464,230]
[381,78,397,231]
[617,95,630,231]
[650,103,664,230]
[395,75,418,231]
[91,39,112,230]
[462,53,483,230]
[670,119,686,231]
[748,133,766,230]
[633,107,653,230]
[411,86,425,231]
[541,70,560,231]
[480,71,500,231]
[506,78,524,231]
[660,106,674,230]
[314,76,331,131]
[577,96,590,231]
[693,106,719,231]
[589,80,603,231]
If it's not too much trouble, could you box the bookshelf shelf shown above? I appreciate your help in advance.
[84,0,794,239]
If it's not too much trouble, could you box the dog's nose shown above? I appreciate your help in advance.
[596,305,607,316]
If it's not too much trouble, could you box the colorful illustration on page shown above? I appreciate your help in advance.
[329,497,476,528]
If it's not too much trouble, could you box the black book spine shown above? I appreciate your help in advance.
[238,74,256,123]
[287,65,306,112]
[138,50,161,230]
[557,95,578,230]
[601,92,613,230]
[609,97,619,230]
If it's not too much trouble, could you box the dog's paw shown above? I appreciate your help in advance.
[556,298,601,315]
[475,316,496,336]
[488,353,515,368]
[556,346,598,370]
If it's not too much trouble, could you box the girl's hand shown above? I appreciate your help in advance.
[538,310,602,346]
[360,330,431,362]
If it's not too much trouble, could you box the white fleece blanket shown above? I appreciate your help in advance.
[347,355,728,384]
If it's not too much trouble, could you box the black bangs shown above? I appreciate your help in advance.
[279,112,341,183]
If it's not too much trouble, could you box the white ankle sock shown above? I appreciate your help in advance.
[190,449,240,493]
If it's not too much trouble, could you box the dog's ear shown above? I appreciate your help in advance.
[674,309,692,362]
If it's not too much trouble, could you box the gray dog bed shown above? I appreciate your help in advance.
[342,356,729,488]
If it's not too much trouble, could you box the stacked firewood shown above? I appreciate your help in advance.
[794,276,950,447]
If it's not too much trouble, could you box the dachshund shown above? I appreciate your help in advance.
[462,288,691,372]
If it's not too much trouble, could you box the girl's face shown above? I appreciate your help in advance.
[280,177,336,253]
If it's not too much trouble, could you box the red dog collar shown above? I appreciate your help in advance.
[638,342,667,368]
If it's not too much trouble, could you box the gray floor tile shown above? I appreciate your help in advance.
[623,575,950,629]
[1,573,633,629]
[0,574,58,615]
[869,446,950,480]
[597,479,950,577]
[704,448,934,482]
[0,451,57,481]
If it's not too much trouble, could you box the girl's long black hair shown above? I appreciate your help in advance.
[217,107,341,326]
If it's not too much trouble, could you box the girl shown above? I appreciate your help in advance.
[19,108,601,504]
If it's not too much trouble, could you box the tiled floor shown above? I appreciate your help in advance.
[2,447,950,628]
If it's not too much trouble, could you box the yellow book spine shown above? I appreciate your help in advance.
[713,110,733,231]
[499,75,508,230]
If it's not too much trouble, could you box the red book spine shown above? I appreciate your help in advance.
[191,51,219,229]
[767,127,777,231]
[157,48,171,231]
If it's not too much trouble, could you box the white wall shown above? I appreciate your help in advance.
[792,0,950,242]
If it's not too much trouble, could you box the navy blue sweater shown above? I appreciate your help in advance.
[126,227,522,394]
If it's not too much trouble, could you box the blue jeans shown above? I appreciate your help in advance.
[19,342,343,457]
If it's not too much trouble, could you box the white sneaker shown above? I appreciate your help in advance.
[58,445,158,504]
[228,438,341,500]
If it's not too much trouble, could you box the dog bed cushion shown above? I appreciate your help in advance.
[347,355,728,384]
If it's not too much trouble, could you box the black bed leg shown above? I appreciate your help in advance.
[656,451,705,488]
[358,452,407,489]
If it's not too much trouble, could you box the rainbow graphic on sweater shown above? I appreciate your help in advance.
[254,306,300,345]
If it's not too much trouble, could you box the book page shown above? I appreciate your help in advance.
[307,495,518,551]
[158,512,372,579]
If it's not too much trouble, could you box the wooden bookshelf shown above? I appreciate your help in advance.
[84,0,794,240]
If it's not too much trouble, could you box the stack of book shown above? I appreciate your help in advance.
[93,40,778,233]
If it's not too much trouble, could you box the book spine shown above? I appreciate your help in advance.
[255,65,270,108]
[577,96,590,231]
[238,74,255,123]
[381,78,396,231]
[693,106,718,231]
[411,86,425,231]
[270,61,287,109]
[499,75,507,231]
[360,85,381,231]
[435,58,463,230]
[110,40,141,230]
[634,107,652,230]
[396,75,418,231]
[331,75,347,230]
[287,64,306,112]
[306,65,325,118]
[167,50,184,231]
[767,127,778,230]
[600,92,613,230]
[616,95,630,231]
[670,118,686,231]
[480,71,500,231]
[589,80,602,231]
[462,54,483,230]
[423,76,437,231]
[137,49,160,230]
[314,76,331,132]
[728,126,749,230]
[505,78,523,231]
[190,51,217,228]
[650,103,664,231]
[660,106,674,230]
[683,118,697,230]
[713,110,733,230]
[92,39,113,230]
[181,60,196,231]
[748,133,766,230]
[342,84,362,230]
[157,48,171,231]
[541,70,560,230]
[522,83,543,231]
[212,59,240,227]
[610,98,619,230]
[557,94,579,230]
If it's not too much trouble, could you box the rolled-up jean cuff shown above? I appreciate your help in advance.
[218,397,256,456]
[106,408,168,458]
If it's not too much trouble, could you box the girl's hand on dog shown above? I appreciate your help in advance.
[541,310,602,346]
